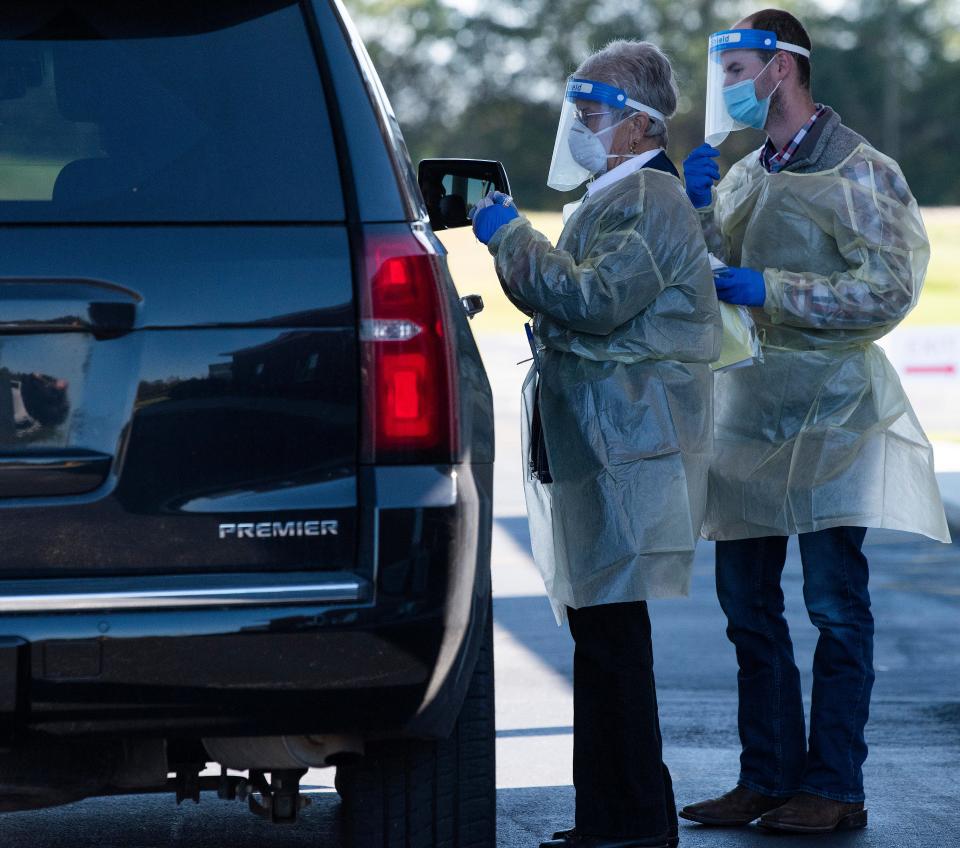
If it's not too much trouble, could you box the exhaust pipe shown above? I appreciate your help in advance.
[202,734,364,770]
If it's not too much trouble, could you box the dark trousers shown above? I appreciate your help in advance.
[715,527,874,803]
[567,601,677,839]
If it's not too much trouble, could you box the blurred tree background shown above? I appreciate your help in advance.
[344,0,960,209]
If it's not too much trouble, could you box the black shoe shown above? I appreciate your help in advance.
[552,827,678,847]
[540,833,669,848]
[679,785,788,826]
[758,792,868,833]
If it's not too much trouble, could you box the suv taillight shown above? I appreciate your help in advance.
[359,225,458,464]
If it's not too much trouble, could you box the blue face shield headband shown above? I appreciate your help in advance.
[565,78,666,120]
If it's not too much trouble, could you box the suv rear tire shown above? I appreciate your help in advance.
[337,602,496,848]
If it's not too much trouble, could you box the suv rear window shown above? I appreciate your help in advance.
[0,1,343,222]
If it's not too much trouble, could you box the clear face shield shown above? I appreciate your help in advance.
[704,29,811,146]
[547,77,665,192]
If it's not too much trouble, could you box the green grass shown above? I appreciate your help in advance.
[440,208,960,335]
[912,208,960,326]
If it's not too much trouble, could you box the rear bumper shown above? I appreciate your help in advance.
[0,462,492,741]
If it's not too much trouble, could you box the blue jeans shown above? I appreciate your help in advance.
[715,527,874,803]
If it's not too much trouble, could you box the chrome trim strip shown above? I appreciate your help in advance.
[0,574,365,613]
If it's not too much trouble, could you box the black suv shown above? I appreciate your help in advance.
[0,2,498,845]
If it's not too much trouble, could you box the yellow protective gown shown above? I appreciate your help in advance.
[488,163,722,612]
[699,141,951,542]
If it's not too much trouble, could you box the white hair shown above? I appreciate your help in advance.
[576,40,679,146]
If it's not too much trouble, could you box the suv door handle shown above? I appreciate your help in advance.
[0,278,142,339]
[0,450,113,498]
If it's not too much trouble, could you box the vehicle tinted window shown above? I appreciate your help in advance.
[0,2,343,221]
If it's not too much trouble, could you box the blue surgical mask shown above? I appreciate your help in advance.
[722,57,781,129]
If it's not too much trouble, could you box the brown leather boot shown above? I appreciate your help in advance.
[758,792,867,833]
[679,786,788,826]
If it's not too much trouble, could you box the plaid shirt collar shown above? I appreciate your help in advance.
[760,105,826,173]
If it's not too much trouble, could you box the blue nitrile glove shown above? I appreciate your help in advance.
[682,143,721,208]
[471,191,519,245]
[714,266,766,307]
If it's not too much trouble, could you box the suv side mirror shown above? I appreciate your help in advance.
[418,159,512,232]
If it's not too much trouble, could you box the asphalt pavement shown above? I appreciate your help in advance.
[2,331,958,848]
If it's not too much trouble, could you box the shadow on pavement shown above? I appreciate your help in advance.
[0,789,343,847]
[491,518,960,848]
[496,782,960,848]
[496,515,534,554]
[497,785,881,847]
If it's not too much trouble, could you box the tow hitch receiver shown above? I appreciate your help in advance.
[247,769,309,824]
[169,766,309,824]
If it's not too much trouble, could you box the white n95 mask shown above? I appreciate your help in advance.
[567,119,611,174]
